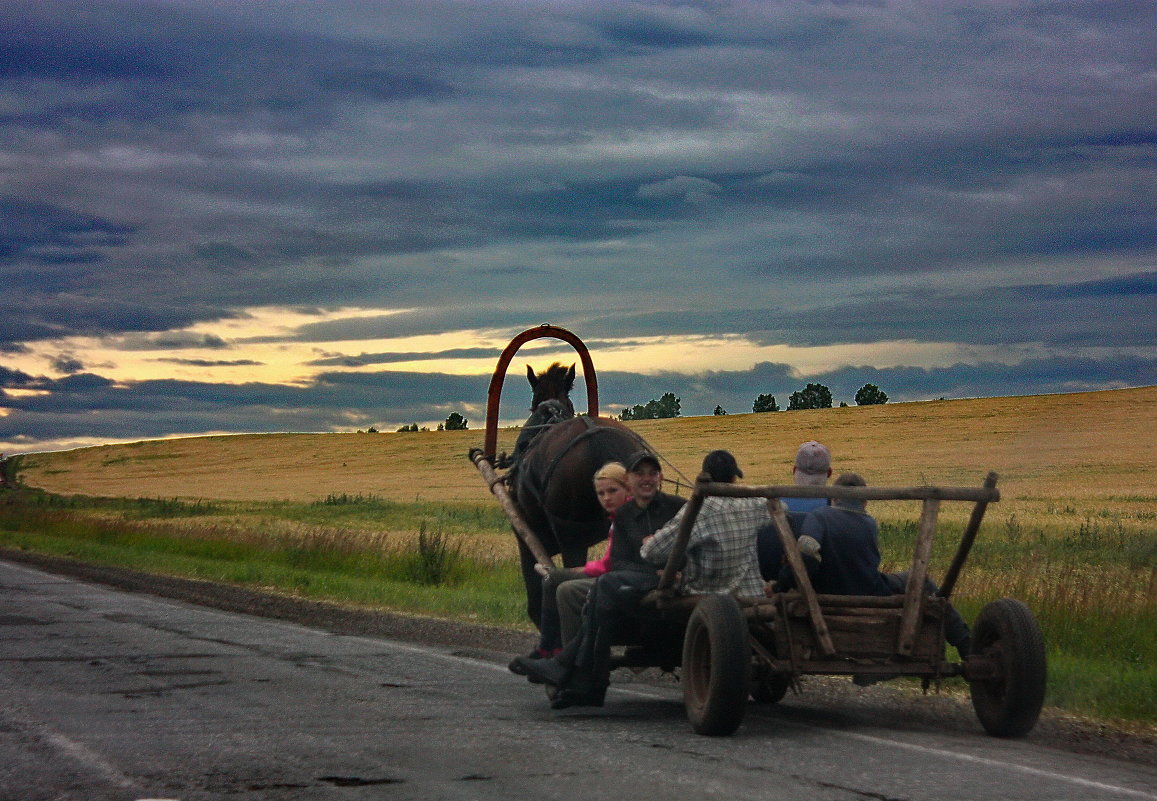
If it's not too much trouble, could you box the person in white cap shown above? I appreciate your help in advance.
[756,440,833,580]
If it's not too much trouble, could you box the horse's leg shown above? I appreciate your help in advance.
[559,539,588,569]
[517,538,545,631]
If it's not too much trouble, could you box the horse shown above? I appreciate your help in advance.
[508,362,648,630]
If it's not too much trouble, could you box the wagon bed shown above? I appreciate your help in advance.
[620,471,1046,738]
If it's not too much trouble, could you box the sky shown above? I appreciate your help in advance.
[1,0,1154,454]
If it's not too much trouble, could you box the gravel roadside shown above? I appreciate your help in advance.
[3,547,1152,769]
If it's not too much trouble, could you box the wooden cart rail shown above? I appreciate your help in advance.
[687,481,1000,503]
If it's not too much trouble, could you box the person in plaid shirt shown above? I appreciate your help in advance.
[640,450,768,598]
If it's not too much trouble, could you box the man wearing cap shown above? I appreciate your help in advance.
[774,472,971,659]
[553,451,684,643]
[639,449,768,597]
[756,440,833,580]
[516,451,685,707]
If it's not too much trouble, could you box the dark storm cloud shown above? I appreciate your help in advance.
[49,355,85,375]
[120,333,230,351]
[0,365,38,389]
[153,358,263,368]
[0,368,491,443]
[306,348,499,367]
[1,0,1153,450]
[571,271,1157,349]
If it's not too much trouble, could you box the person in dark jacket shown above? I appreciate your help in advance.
[756,440,833,580]
[775,473,971,658]
[513,451,684,708]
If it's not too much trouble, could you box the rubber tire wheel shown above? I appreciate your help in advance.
[682,594,751,736]
[969,598,1047,737]
[751,673,790,704]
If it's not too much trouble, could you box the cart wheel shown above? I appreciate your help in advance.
[751,673,790,704]
[969,598,1046,737]
[682,594,750,736]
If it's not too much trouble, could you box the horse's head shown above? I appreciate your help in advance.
[527,362,576,413]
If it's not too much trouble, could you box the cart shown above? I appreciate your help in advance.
[624,471,1046,737]
[469,327,1045,739]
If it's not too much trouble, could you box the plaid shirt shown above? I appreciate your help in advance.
[640,495,769,597]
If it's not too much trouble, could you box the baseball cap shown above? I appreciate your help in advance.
[626,451,661,472]
[794,441,831,476]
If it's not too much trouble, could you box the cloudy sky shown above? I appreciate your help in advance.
[2,0,1154,454]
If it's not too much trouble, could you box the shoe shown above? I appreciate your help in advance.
[550,685,606,710]
[514,655,571,687]
[507,648,549,676]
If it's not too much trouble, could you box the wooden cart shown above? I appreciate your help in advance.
[627,471,1047,737]
[468,327,1045,739]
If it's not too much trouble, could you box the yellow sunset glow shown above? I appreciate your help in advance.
[3,306,1053,391]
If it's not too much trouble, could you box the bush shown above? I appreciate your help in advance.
[403,523,461,585]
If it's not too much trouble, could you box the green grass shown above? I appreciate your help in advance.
[872,515,1154,724]
[1,487,1154,725]
[0,490,529,628]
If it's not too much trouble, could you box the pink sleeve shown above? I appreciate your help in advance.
[583,522,614,577]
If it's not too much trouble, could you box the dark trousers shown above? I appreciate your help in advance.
[882,571,970,648]
[569,570,660,690]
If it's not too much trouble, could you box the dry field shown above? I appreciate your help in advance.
[16,385,1156,533]
[8,386,1155,723]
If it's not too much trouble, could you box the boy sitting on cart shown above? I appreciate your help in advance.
[515,450,769,709]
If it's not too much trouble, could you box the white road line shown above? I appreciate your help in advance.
[830,729,1156,799]
[38,727,140,792]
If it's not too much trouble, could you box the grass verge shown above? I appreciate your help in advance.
[1,488,1153,726]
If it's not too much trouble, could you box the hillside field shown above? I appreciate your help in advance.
[14,385,1156,530]
[4,386,1155,724]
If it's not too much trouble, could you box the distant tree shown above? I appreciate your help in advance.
[397,423,420,432]
[654,392,680,418]
[752,393,780,413]
[713,405,727,415]
[366,426,379,433]
[787,383,833,411]
[443,412,468,430]
[854,384,889,406]
[619,392,681,420]
[839,401,849,408]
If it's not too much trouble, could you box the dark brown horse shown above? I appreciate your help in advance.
[510,362,648,629]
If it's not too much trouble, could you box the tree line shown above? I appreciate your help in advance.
[377,383,889,431]
[636,382,889,419]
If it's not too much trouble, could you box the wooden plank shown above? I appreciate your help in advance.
[897,498,939,655]
[696,482,999,503]
[939,471,999,599]
[654,476,708,593]
[769,498,836,657]
[469,450,555,569]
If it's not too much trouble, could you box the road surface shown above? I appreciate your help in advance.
[1,559,1153,801]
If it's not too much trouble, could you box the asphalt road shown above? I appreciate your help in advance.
[1,559,1154,801]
